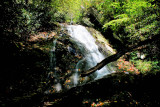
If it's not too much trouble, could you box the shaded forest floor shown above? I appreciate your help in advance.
[45,72,160,107]
[46,72,160,107]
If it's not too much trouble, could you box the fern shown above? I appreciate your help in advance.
[103,16,130,31]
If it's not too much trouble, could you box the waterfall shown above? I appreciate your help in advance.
[45,24,111,94]
[49,39,57,78]
[46,39,62,92]
[67,25,111,85]
[50,39,62,92]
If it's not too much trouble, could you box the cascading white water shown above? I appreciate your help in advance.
[67,25,111,85]
[45,24,111,94]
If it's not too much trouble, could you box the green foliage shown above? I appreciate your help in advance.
[134,60,152,73]
[0,0,55,40]
[124,0,152,19]
[103,14,130,32]
[50,0,92,23]
[17,8,40,36]
[129,50,160,74]
[125,14,160,44]
[151,61,160,72]
[93,0,160,46]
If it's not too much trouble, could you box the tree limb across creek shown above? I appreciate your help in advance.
[81,35,159,77]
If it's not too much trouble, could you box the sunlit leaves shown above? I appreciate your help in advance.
[103,15,130,31]
[125,14,160,44]
[95,0,160,47]
[124,0,154,20]
[51,0,89,23]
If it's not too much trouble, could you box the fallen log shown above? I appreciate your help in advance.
[81,35,159,77]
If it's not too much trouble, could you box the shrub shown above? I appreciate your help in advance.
[117,58,139,74]
[134,60,152,73]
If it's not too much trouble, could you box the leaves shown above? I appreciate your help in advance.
[51,0,91,23]
[103,16,130,31]
[94,0,159,47]
[117,58,139,74]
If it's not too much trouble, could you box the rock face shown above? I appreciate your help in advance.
[87,27,116,55]
[45,24,117,93]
